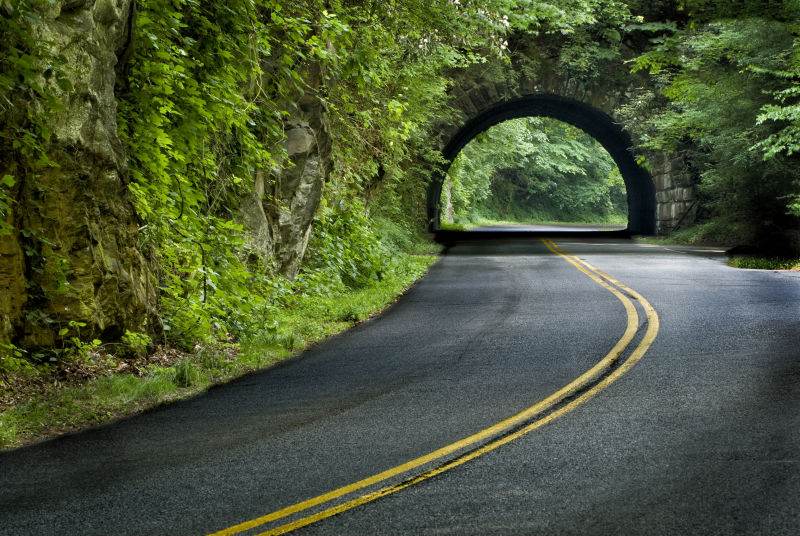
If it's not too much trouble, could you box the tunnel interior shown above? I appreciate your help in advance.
[429,94,656,235]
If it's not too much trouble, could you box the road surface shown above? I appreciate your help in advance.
[470,224,627,232]
[1,234,798,535]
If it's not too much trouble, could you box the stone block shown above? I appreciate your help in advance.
[657,203,676,222]
[678,187,696,202]
[453,87,478,116]
[653,173,672,191]
[468,87,489,114]
[485,81,500,104]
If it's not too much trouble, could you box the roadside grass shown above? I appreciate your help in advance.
[439,221,470,231]
[635,220,763,247]
[726,257,800,270]
[0,253,440,451]
[634,224,717,246]
[634,223,800,271]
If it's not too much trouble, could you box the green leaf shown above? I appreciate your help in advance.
[55,76,73,93]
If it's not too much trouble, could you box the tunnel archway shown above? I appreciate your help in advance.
[429,94,656,235]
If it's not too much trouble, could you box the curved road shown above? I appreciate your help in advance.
[1,235,798,535]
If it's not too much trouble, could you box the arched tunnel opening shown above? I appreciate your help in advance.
[428,95,656,235]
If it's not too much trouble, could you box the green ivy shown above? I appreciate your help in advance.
[116,0,281,345]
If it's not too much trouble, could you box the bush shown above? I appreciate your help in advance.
[300,200,389,293]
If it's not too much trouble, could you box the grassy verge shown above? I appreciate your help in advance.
[726,257,800,270]
[634,225,800,271]
[0,253,440,451]
[439,221,470,231]
[634,224,722,246]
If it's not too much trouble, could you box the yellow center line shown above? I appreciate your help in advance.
[208,239,658,536]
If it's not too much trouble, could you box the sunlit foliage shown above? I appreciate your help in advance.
[444,118,626,225]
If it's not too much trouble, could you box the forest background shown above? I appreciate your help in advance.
[1,0,799,447]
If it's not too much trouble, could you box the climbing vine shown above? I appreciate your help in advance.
[117,0,275,342]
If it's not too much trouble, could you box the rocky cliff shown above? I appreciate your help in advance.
[1,0,155,347]
[240,63,333,279]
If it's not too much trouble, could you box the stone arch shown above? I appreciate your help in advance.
[428,94,656,235]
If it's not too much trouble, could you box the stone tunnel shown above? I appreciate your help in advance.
[428,43,697,236]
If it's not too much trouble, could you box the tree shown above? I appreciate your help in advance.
[623,2,800,250]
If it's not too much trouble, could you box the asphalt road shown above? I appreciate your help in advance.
[1,234,798,535]
[470,224,627,232]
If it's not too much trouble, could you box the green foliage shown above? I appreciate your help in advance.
[116,0,276,346]
[53,321,102,364]
[172,359,199,388]
[0,343,36,374]
[727,257,800,270]
[444,117,626,225]
[553,0,632,84]
[319,0,525,204]
[300,200,388,294]
[121,331,152,358]
[751,30,800,215]
[624,9,800,246]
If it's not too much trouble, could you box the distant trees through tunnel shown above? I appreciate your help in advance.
[441,117,627,229]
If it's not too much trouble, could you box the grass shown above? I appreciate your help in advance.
[0,253,440,451]
[0,370,187,448]
[636,219,768,247]
[634,224,720,246]
[726,257,800,270]
[439,221,470,231]
[633,223,800,271]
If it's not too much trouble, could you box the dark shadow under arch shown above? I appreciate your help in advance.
[429,94,656,235]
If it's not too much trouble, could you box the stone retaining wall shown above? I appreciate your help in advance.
[650,151,698,234]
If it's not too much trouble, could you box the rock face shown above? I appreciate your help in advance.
[240,70,333,279]
[0,0,155,347]
[0,208,26,349]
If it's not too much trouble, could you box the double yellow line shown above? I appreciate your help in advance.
[208,239,659,536]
